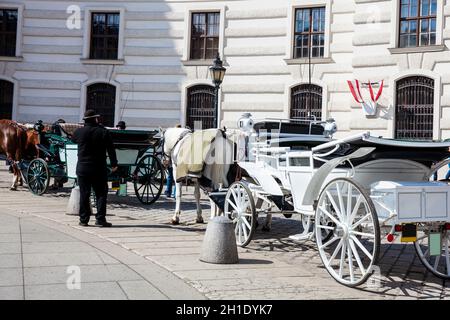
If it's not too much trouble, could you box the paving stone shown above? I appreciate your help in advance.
[118,280,167,300]
[0,254,22,268]
[22,252,119,267]
[25,282,128,300]
[0,243,21,254]
[22,241,96,254]
[0,233,20,243]
[0,268,23,286]
[0,286,23,300]
[24,264,142,285]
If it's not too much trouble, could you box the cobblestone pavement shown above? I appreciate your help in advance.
[0,166,449,300]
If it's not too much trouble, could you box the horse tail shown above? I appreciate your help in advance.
[15,125,25,162]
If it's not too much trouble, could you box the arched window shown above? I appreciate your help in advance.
[186,85,216,130]
[396,76,434,140]
[0,80,14,120]
[291,84,323,120]
[86,83,116,127]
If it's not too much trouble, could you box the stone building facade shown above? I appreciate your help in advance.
[0,0,449,139]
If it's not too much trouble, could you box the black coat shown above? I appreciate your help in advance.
[72,123,118,177]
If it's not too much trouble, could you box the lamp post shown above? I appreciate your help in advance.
[209,53,226,128]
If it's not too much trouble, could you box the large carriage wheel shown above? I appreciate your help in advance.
[26,158,50,195]
[315,178,380,287]
[133,155,164,205]
[414,227,450,279]
[223,181,257,247]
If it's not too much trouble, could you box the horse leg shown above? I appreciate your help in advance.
[10,162,19,191]
[210,199,218,219]
[262,212,272,232]
[17,165,23,186]
[171,181,182,225]
[194,180,204,223]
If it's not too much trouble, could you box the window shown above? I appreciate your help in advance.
[186,85,216,129]
[291,84,323,120]
[0,80,13,119]
[190,12,220,60]
[90,12,120,60]
[0,9,18,57]
[293,7,325,59]
[86,83,116,127]
[399,0,437,48]
[395,76,434,140]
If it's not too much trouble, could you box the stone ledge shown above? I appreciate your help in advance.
[0,56,23,62]
[284,57,334,65]
[182,60,214,67]
[388,45,446,54]
[80,59,125,65]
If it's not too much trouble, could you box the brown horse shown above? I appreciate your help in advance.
[0,120,38,190]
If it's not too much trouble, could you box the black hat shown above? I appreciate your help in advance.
[83,109,100,120]
[116,121,126,129]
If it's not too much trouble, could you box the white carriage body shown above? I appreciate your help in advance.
[239,120,450,226]
[371,181,450,223]
[231,115,450,284]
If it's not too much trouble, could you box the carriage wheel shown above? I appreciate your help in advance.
[26,158,50,195]
[133,155,164,205]
[315,178,380,287]
[301,214,334,242]
[414,227,450,279]
[223,181,256,247]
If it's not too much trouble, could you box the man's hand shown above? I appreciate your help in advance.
[111,166,118,173]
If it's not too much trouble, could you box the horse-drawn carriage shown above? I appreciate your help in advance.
[20,121,164,205]
[221,115,450,287]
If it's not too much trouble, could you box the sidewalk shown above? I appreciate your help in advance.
[0,166,448,299]
[0,212,205,300]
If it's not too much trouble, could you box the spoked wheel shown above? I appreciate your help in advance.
[414,227,450,279]
[26,158,50,195]
[133,155,164,205]
[302,213,334,242]
[223,181,257,247]
[315,178,380,287]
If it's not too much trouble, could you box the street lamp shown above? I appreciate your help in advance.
[209,53,226,128]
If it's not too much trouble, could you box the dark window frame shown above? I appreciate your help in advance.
[86,83,117,127]
[398,0,437,48]
[89,12,120,60]
[186,85,216,130]
[0,79,14,120]
[290,84,323,120]
[293,7,326,59]
[0,8,18,57]
[395,76,434,141]
[190,12,220,60]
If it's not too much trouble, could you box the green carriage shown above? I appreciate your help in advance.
[23,122,164,205]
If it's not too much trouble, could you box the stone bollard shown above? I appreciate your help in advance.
[199,216,239,264]
[66,186,80,216]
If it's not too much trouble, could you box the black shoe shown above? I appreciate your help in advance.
[79,222,89,227]
[95,221,112,228]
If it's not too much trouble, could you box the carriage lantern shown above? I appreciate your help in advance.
[209,53,226,128]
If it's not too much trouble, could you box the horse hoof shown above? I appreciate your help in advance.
[262,226,271,232]
[10,187,17,191]
[196,217,204,224]
[171,219,180,225]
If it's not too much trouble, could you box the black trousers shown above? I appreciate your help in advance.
[78,174,108,223]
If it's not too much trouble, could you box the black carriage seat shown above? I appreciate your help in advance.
[253,120,325,136]
[108,129,160,159]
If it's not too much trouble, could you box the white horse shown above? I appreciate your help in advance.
[163,127,235,225]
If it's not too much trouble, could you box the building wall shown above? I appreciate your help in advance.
[1,0,449,140]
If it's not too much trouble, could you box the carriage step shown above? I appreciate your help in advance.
[289,233,313,242]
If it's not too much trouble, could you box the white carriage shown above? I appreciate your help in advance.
[223,115,450,287]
